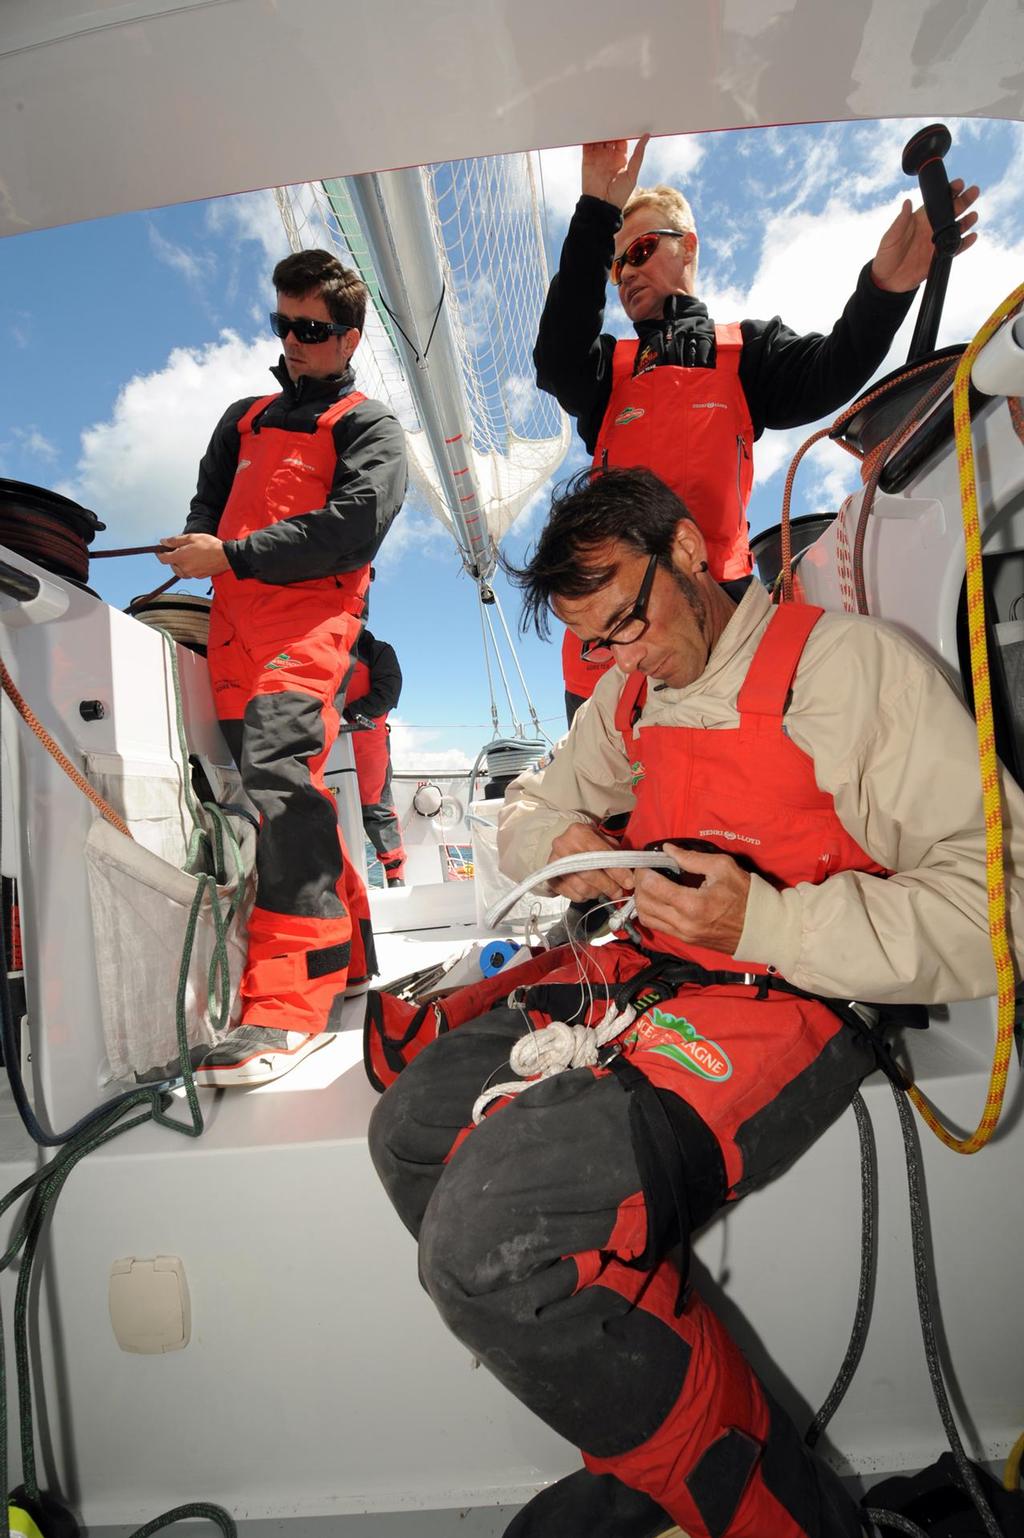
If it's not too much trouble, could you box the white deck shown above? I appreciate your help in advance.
[1,967,1018,1527]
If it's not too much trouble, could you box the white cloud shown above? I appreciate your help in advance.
[12,426,58,463]
[58,332,278,540]
[538,145,584,225]
[388,719,472,773]
[503,373,536,431]
[148,225,214,287]
[371,505,450,572]
[207,190,292,267]
[643,134,705,189]
[973,123,1024,243]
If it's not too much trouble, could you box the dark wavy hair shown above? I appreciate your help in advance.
[272,249,368,333]
[504,466,696,638]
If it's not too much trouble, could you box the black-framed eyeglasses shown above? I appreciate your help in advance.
[270,311,352,345]
[580,553,659,663]
[610,229,687,287]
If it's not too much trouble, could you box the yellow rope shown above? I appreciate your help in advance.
[1004,1430,1024,1492]
[905,283,1024,1154]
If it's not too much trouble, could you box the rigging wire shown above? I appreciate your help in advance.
[476,584,501,737]
[475,584,524,738]
[490,586,551,743]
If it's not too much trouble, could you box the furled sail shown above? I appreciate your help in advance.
[275,155,570,583]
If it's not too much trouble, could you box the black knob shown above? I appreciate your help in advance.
[79,699,105,721]
[902,123,960,257]
[901,123,951,176]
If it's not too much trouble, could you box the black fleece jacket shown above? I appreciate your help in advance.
[534,196,916,454]
[345,630,403,721]
[186,359,407,585]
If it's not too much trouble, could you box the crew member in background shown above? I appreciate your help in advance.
[369,466,1024,1538]
[535,136,980,722]
[159,249,407,1087]
[344,628,407,889]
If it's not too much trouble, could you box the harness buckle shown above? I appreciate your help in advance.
[597,1040,626,1068]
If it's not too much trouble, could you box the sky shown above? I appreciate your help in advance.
[1,115,1022,771]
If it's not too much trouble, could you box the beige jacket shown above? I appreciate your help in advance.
[499,583,1024,1003]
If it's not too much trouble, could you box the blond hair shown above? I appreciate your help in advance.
[622,184,698,281]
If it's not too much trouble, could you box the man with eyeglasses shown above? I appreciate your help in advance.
[368,464,1024,1538]
[158,249,407,1086]
[534,136,980,724]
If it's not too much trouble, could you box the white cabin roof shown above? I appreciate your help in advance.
[2,0,1023,238]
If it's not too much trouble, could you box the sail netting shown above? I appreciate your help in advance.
[274,155,569,571]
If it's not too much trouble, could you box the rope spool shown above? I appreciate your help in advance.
[478,737,547,799]
[128,594,212,655]
[0,479,105,586]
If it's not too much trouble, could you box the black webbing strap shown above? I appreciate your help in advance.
[608,1054,694,1316]
[610,948,915,1090]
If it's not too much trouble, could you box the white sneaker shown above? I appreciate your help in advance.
[194,1026,332,1087]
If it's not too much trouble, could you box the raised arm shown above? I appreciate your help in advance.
[534,139,650,451]
[739,179,981,435]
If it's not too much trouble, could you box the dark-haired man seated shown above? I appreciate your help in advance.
[368,466,1024,1538]
[159,249,407,1086]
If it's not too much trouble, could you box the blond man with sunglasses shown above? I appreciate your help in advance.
[534,136,980,724]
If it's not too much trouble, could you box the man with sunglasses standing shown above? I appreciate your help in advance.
[534,136,980,723]
[159,249,407,1086]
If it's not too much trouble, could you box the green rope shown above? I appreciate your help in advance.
[0,631,247,1535]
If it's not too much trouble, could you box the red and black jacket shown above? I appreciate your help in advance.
[186,359,407,586]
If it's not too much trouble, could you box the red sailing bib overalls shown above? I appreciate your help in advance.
[562,325,755,701]
[372,604,885,1537]
[208,390,374,1032]
[345,655,407,882]
[345,656,390,804]
[554,602,888,1528]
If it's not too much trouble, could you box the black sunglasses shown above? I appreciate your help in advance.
[580,553,659,662]
[270,311,352,345]
[610,229,687,287]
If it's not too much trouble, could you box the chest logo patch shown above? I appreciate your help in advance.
[614,406,645,426]
[630,1007,733,1083]
[630,759,645,788]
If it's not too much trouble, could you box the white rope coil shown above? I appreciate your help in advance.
[471,1001,636,1123]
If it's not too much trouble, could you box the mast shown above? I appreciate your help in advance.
[345,169,496,583]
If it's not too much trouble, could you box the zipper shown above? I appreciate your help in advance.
[735,434,750,520]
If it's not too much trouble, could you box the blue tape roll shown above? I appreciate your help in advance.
[480,940,519,977]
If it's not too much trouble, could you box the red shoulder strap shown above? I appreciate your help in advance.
[611,339,639,387]
[713,323,743,374]
[236,394,279,435]
[736,604,824,721]
[614,670,648,755]
[318,389,367,429]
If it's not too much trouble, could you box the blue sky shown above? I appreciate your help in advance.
[1,116,1022,768]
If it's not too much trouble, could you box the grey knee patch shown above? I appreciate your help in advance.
[686,1428,761,1538]
[241,690,345,915]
